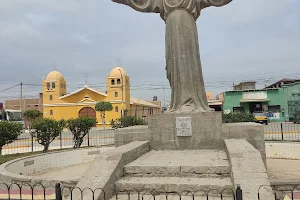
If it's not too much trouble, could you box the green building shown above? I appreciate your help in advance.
[223,80,300,122]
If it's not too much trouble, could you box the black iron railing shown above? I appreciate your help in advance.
[0,182,242,200]
[2,181,300,200]
[2,129,114,155]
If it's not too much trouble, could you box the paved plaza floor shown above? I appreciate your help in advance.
[267,159,300,183]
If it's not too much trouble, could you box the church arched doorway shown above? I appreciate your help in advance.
[78,107,96,118]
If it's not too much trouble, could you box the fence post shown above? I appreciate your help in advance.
[236,184,243,200]
[280,123,284,140]
[31,134,34,152]
[55,183,62,200]
[60,132,62,149]
[88,132,90,147]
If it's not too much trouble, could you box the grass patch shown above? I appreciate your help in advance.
[0,152,41,165]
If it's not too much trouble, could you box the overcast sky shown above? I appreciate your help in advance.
[0,0,299,105]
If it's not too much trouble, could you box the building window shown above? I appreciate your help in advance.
[47,83,50,90]
[115,92,118,97]
[111,79,115,85]
[115,106,119,112]
[50,95,53,100]
[268,105,281,113]
[52,82,56,89]
[50,110,53,115]
[117,79,121,84]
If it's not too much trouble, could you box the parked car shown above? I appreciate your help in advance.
[253,111,268,125]
[294,112,300,124]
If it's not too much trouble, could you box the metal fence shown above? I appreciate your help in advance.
[0,182,240,200]
[3,122,300,155]
[264,123,300,141]
[259,184,300,200]
[2,129,114,155]
[1,182,300,200]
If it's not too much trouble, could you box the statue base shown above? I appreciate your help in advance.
[148,111,224,150]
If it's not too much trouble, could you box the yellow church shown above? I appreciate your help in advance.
[42,67,162,127]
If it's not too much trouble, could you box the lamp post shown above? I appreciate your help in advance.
[118,68,124,118]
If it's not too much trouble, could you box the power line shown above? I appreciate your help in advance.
[0,83,20,92]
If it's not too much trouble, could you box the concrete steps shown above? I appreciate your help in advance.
[124,163,230,177]
[124,150,231,177]
[115,150,233,195]
[115,176,233,193]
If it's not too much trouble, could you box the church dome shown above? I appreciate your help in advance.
[109,67,127,77]
[45,71,64,81]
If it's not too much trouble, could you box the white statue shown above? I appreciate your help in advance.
[112,0,232,112]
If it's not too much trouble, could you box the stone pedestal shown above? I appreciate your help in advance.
[148,112,224,150]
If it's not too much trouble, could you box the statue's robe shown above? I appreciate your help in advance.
[112,0,232,112]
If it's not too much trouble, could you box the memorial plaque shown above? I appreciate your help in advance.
[176,117,192,136]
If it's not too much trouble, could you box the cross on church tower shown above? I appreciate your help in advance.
[52,63,57,70]
[115,58,122,66]
[83,73,89,86]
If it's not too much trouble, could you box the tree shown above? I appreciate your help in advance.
[222,112,256,123]
[66,117,96,148]
[0,121,22,155]
[32,118,65,153]
[23,110,42,134]
[95,101,113,129]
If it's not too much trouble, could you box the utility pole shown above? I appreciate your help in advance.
[20,82,23,112]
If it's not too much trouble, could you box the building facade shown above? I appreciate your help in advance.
[223,82,300,122]
[5,93,43,113]
[42,67,162,127]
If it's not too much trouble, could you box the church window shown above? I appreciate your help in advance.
[115,92,118,97]
[115,106,119,112]
[52,82,56,89]
[50,95,53,101]
[50,110,53,115]
[117,79,121,84]
[47,83,50,90]
[111,79,115,85]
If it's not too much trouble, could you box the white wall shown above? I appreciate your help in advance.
[266,142,300,159]
[0,147,113,184]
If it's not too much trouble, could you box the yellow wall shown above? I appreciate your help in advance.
[42,69,162,127]
[43,78,67,105]
[106,74,131,115]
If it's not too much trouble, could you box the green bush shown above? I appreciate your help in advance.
[66,117,97,148]
[222,112,256,123]
[111,116,146,128]
[0,121,22,155]
[32,118,65,153]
